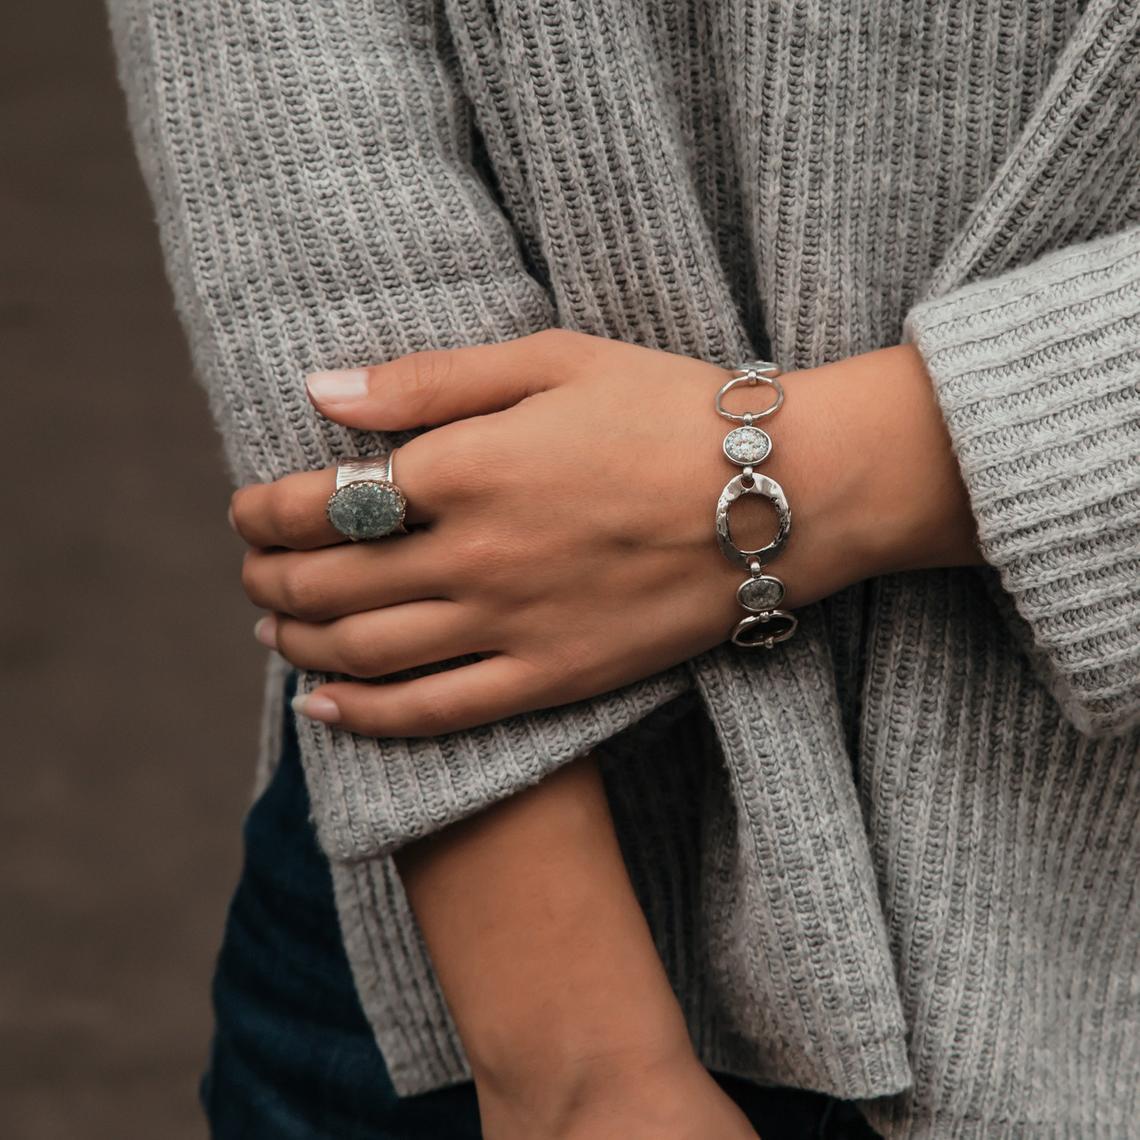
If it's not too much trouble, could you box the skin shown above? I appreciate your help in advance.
[395,755,758,1139]
[234,332,981,734]
[230,330,983,1137]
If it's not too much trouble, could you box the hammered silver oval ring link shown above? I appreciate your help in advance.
[715,473,791,569]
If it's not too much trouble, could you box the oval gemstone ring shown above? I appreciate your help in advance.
[326,452,408,541]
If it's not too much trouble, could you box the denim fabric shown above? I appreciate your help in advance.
[202,674,880,1139]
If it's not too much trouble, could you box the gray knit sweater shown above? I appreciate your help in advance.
[109,0,1140,1134]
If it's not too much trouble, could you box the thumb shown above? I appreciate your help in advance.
[304,328,576,430]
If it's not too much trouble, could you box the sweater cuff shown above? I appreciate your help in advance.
[295,666,691,862]
[905,226,1140,737]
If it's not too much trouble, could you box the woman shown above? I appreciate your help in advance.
[110,0,1140,1136]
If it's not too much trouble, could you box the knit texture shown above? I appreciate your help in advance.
[907,228,1140,736]
[108,0,1140,1134]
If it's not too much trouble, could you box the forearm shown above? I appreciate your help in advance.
[394,753,691,1106]
[376,353,964,1124]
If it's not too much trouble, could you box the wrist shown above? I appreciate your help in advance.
[476,1043,752,1140]
[776,345,982,597]
[464,960,694,1095]
[847,344,982,574]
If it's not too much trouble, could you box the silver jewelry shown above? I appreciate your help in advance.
[714,361,798,649]
[326,451,408,541]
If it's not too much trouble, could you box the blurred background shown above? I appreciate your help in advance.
[1,4,266,1137]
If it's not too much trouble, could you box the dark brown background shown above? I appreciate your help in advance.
[1,4,265,1137]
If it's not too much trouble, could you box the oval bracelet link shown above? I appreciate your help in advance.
[731,610,799,649]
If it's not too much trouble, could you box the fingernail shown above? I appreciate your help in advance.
[292,693,341,724]
[253,615,278,648]
[306,369,369,403]
[227,502,237,532]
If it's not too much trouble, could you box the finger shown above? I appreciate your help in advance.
[241,531,450,621]
[292,655,548,737]
[303,328,589,431]
[231,455,441,550]
[268,600,492,679]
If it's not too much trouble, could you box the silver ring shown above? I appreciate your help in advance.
[326,451,409,541]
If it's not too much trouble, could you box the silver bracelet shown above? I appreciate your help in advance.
[714,360,798,649]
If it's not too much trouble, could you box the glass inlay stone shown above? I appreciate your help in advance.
[737,575,785,612]
[723,426,772,465]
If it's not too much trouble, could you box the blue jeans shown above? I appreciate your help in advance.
[202,673,880,1139]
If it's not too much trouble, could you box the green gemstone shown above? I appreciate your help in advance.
[327,481,405,541]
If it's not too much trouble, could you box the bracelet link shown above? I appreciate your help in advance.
[731,610,799,649]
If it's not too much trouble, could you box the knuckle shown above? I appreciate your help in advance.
[239,551,264,604]
[537,639,590,689]
[442,436,492,490]
[280,563,325,619]
[229,489,244,529]
[530,327,591,373]
[335,625,380,679]
[401,690,463,736]
[431,419,478,466]
[455,531,516,580]
[396,349,454,419]
[272,621,299,666]
[452,429,523,493]
[530,327,577,354]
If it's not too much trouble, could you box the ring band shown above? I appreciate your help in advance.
[326,451,409,541]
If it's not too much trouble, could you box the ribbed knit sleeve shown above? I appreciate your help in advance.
[905,225,1140,738]
[107,0,690,861]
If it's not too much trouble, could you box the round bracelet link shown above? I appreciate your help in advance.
[715,473,791,569]
[713,359,795,650]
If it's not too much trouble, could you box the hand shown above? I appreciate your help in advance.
[232,330,979,736]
